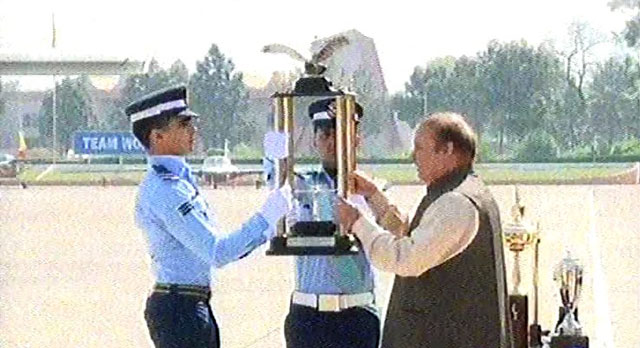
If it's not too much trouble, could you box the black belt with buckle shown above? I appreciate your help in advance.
[153,283,211,300]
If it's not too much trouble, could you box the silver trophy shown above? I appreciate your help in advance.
[553,253,584,336]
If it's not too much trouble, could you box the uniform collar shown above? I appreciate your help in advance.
[149,155,191,178]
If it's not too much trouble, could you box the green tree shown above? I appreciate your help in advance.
[333,68,390,139]
[0,77,4,128]
[390,58,456,129]
[263,70,300,93]
[168,60,190,85]
[610,0,640,48]
[390,66,427,128]
[515,129,558,162]
[190,44,248,150]
[478,40,563,154]
[106,59,191,130]
[448,56,487,125]
[242,70,302,152]
[392,57,468,126]
[589,56,640,147]
[558,22,606,148]
[38,76,95,152]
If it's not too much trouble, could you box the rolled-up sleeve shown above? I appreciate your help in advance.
[352,192,479,277]
[151,181,269,268]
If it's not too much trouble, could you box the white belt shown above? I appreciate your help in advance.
[292,291,375,312]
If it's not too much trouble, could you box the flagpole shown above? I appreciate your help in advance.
[51,12,57,164]
[52,75,57,163]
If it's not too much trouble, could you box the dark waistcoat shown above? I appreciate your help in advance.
[381,170,511,348]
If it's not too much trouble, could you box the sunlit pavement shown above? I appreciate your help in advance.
[0,185,637,347]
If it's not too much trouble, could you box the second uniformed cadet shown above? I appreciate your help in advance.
[127,85,292,348]
[280,99,390,348]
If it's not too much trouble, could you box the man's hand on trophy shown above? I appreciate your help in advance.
[336,197,361,234]
[350,170,380,199]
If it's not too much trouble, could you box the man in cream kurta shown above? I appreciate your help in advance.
[351,183,478,277]
[338,112,511,348]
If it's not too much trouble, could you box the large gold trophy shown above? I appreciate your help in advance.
[503,186,540,348]
[265,74,359,255]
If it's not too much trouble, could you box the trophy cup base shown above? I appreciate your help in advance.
[266,235,359,256]
[549,335,589,348]
[529,323,543,347]
[508,294,529,348]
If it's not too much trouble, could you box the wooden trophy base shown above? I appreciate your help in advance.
[509,294,529,348]
[266,222,359,256]
[550,335,589,348]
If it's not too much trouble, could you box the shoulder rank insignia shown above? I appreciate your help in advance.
[152,165,180,181]
[177,201,195,216]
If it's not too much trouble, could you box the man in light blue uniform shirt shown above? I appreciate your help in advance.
[127,85,291,348]
[281,99,380,348]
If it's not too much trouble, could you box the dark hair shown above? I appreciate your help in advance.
[312,120,361,135]
[420,112,477,164]
[313,120,335,135]
[312,102,363,135]
[131,113,176,149]
[309,98,363,135]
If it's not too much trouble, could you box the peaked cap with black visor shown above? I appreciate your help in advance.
[126,85,198,124]
[308,98,363,131]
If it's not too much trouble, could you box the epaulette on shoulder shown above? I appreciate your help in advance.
[152,165,180,181]
[294,172,309,181]
[296,169,321,178]
[295,170,329,185]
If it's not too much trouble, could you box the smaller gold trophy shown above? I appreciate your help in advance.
[503,186,540,348]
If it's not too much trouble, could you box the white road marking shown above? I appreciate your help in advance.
[35,164,55,181]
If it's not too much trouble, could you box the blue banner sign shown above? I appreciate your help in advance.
[73,131,145,155]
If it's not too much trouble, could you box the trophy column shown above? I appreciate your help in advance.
[272,94,288,237]
[503,187,538,348]
[335,95,355,235]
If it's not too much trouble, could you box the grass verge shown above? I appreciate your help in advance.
[13,166,634,186]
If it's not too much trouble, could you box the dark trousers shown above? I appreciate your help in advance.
[284,304,380,348]
[144,292,220,348]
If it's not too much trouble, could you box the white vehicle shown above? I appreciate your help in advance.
[0,153,27,188]
[201,155,239,174]
[198,155,262,188]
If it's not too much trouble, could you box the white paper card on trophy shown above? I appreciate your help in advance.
[264,131,289,159]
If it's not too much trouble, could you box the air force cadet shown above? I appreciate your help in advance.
[127,85,291,348]
[280,99,382,348]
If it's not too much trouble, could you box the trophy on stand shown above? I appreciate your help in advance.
[264,70,359,256]
[503,186,540,348]
[548,254,589,348]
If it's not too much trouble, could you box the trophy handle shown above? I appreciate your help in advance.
[335,95,356,235]
[272,95,295,237]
